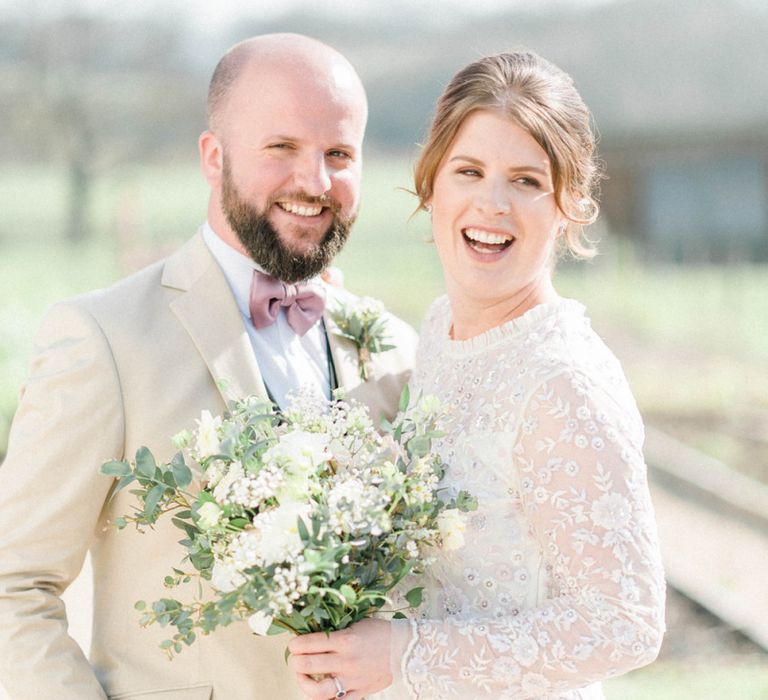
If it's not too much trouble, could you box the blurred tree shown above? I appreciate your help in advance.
[3,12,203,242]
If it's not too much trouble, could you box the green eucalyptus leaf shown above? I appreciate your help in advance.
[100,460,132,477]
[172,517,198,539]
[392,611,407,620]
[143,483,166,517]
[404,586,424,608]
[406,435,431,458]
[115,473,137,493]
[171,456,193,489]
[135,447,157,479]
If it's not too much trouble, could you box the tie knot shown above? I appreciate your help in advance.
[280,283,299,305]
[249,270,326,336]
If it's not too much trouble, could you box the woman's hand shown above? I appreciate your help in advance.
[287,618,393,699]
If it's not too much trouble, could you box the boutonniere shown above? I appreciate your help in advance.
[329,297,395,380]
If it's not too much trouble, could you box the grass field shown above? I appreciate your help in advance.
[3,159,766,459]
[1,160,767,695]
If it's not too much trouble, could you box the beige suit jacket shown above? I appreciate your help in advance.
[0,232,418,700]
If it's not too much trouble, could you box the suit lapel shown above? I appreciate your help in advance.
[326,319,361,395]
[163,233,269,407]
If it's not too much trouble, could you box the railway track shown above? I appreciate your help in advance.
[645,425,768,652]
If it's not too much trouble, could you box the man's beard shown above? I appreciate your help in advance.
[221,157,354,283]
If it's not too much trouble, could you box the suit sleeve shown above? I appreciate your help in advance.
[0,302,124,699]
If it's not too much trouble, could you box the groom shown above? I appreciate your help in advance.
[0,34,416,699]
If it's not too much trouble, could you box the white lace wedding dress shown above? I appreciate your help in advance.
[379,296,666,700]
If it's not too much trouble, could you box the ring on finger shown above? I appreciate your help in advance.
[333,676,347,698]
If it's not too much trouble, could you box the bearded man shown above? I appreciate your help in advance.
[0,34,416,699]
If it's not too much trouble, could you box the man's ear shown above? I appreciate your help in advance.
[199,130,223,186]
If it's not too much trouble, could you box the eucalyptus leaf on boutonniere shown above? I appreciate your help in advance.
[328,297,395,381]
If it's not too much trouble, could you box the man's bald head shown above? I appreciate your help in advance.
[207,33,367,134]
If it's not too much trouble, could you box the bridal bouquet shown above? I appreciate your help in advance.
[101,387,475,658]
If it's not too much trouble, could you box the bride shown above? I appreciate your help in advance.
[287,50,666,699]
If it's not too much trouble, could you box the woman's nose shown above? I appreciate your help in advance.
[475,179,512,216]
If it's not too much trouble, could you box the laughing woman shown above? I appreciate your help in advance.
[288,51,666,700]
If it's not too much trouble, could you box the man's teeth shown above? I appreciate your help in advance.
[278,202,323,217]
[463,228,514,245]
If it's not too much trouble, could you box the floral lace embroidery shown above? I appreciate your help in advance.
[397,297,665,699]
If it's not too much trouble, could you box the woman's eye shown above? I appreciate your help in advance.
[458,168,481,177]
[328,149,353,160]
[515,176,541,188]
[269,143,294,150]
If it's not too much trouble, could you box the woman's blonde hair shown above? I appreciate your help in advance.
[414,51,601,258]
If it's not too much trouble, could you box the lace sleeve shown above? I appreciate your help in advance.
[399,370,666,698]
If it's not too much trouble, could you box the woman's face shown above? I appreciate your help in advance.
[429,109,563,308]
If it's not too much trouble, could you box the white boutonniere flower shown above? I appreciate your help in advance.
[329,297,395,381]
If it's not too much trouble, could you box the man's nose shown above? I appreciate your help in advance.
[293,153,332,197]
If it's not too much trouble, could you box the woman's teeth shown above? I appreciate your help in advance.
[463,228,514,254]
[278,202,323,217]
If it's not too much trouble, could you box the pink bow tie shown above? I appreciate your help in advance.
[249,270,326,336]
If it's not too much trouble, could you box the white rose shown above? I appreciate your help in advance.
[253,502,310,566]
[247,610,274,636]
[195,410,222,459]
[210,560,246,593]
[437,509,466,551]
[264,430,330,472]
[197,502,223,530]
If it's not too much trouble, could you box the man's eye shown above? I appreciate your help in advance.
[328,150,352,160]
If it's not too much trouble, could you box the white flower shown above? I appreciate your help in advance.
[437,509,466,551]
[197,502,223,530]
[212,461,245,504]
[228,529,261,570]
[195,410,222,459]
[211,559,246,592]
[327,478,391,536]
[590,492,632,530]
[264,430,330,474]
[247,610,274,636]
[252,502,310,566]
[353,296,385,322]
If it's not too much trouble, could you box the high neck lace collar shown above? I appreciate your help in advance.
[442,296,585,357]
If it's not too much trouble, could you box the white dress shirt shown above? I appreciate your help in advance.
[202,222,331,409]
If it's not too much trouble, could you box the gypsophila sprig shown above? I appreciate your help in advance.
[100,386,475,658]
[328,297,395,380]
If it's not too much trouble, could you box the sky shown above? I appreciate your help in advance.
[2,0,620,29]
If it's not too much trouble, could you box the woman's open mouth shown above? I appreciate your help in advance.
[462,227,515,255]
